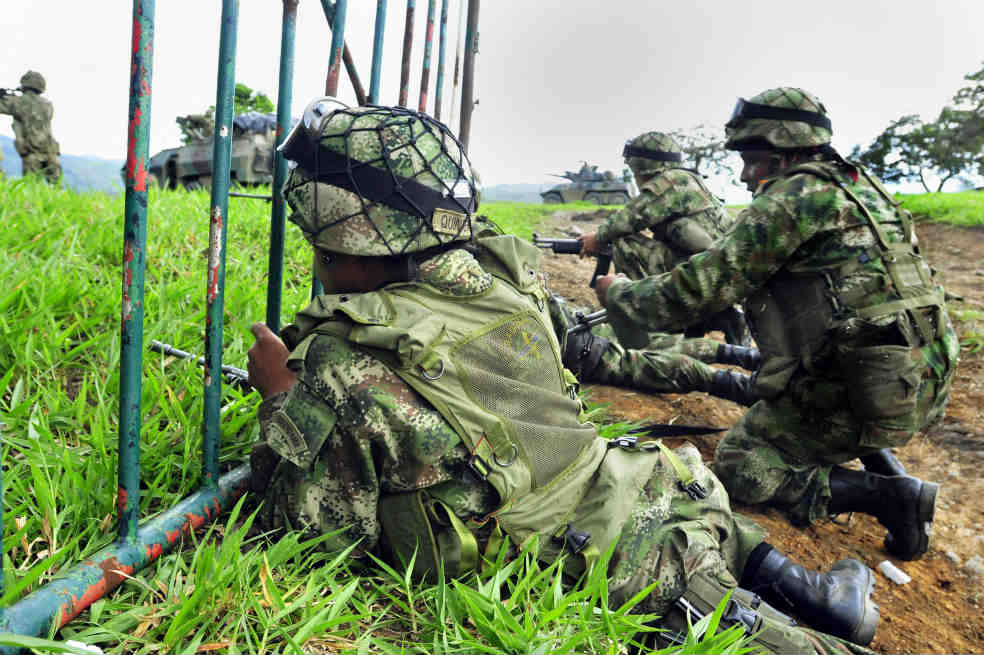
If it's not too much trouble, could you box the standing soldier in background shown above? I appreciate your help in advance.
[247,99,882,652]
[579,131,750,347]
[0,71,61,184]
[595,87,958,562]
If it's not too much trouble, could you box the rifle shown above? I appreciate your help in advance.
[149,339,251,389]
[565,308,608,339]
[0,88,21,99]
[532,233,613,288]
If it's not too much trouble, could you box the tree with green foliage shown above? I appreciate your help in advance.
[851,62,984,192]
[670,123,741,185]
[175,83,274,144]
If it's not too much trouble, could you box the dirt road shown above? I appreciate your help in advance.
[532,210,984,653]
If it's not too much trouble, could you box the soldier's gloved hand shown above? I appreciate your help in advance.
[248,322,298,399]
[578,232,600,258]
[593,273,626,307]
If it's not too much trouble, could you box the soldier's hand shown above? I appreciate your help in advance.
[248,322,297,400]
[593,273,626,307]
[579,232,600,258]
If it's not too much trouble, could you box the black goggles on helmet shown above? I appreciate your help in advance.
[278,97,476,217]
[622,144,682,162]
[726,98,831,130]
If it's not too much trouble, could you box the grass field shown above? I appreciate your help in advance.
[0,177,759,654]
[898,190,984,226]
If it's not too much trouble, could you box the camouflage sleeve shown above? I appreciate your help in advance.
[0,95,17,115]
[604,177,827,333]
[596,170,717,246]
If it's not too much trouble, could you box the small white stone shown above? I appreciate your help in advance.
[878,560,911,585]
[965,555,984,577]
[62,641,104,655]
[945,550,962,565]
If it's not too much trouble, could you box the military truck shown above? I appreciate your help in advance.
[540,162,636,205]
[124,112,283,190]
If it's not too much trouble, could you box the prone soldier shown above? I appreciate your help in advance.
[246,98,881,653]
[0,71,61,184]
[595,87,957,561]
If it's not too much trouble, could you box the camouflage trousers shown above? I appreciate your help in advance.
[713,340,956,524]
[22,151,61,184]
[608,444,871,655]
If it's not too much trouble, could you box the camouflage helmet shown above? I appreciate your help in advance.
[280,99,477,256]
[622,131,683,177]
[725,87,831,151]
[20,71,45,93]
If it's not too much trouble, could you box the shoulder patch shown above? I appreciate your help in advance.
[267,409,313,468]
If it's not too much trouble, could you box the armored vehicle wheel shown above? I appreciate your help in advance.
[183,178,204,191]
[542,191,563,204]
[584,192,603,205]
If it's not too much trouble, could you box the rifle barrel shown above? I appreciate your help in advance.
[149,340,249,382]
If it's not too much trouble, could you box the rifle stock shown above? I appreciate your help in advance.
[149,340,251,389]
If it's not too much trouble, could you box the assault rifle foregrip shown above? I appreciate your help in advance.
[532,233,612,288]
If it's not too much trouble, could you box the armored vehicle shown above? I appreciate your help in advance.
[540,162,636,205]
[124,112,282,189]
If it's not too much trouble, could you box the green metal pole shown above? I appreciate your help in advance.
[418,0,436,112]
[118,0,156,544]
[266,0,298,333]
[369,0,388,104]
[459,0,479,150]
[203,0,239,489]
[434,0,449,120]
[399,0,415,107]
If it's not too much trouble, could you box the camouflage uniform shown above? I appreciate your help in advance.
[595,131,746,347]
[253,102,877,652]
[0,72,61,183]
[603,94,958,527]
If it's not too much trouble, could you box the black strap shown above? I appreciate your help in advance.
[285,140,476,219]
[622,144,682,162]
[627,423,725,437]
[731,99,831,130]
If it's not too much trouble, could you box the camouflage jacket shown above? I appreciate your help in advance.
[604,157,956,383]
[595,168,730,262]
[0,91,59,157]
[258,248,502,554]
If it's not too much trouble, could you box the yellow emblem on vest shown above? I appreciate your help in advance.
[432,208,469,236]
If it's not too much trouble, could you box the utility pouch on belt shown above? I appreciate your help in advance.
[837,343,923,422]
[378,491,479,582]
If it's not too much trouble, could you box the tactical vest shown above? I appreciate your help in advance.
[747,160,945,422]
[299,235,652,576]
[642,169,728,250]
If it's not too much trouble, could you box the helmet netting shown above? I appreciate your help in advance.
[284,105,477,256]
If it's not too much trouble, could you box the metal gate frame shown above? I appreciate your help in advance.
[0,0,480,648]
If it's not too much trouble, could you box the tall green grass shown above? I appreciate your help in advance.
[0,177,749,654]
[898,190,984,226]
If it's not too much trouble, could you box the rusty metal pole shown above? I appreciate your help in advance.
[398,0,415,106]
[320,0,366,104]
[266,0,297,333]
[434,0,449,120]
[324,0,348,96]
[418,0,436,112]
[203,0,239,488]
[448,0,465,131]
[117,0,157,544]
[369,0,388,104]
[458,0,479,149]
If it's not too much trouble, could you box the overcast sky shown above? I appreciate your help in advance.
[3,1,983,201]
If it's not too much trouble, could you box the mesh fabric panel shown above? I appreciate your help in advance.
[453,314,597,489]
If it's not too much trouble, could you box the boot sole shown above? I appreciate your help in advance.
[851,566,879,647]
[885,479,939,561]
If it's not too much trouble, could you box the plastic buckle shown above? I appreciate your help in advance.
[722,599,759,634]
[468,453,491,480]
[679,479,708,500]
[608,436,638,450]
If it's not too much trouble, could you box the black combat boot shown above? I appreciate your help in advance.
[709,369,758,406]
[714,306,754,347]
[715,344,761,371]
[859,449,907,477]
[828,466,938,561]
[740,542,878,646]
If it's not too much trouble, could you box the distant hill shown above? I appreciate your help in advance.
[482,183,547,204]
[1,135,123,194]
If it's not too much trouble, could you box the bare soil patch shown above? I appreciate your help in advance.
[534,211,984,653]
